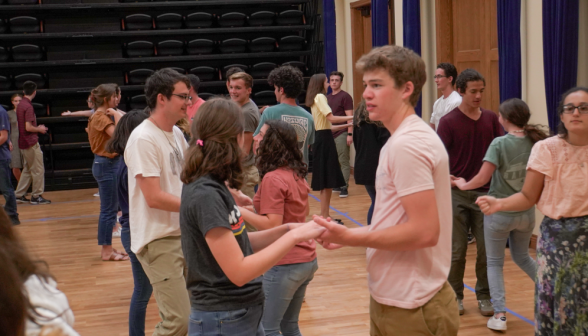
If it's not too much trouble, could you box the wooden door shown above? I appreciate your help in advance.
[436,0,500,112]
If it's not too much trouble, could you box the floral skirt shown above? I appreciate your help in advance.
[535,215,588,336]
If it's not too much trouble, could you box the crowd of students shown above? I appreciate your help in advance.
[1,43,587,336]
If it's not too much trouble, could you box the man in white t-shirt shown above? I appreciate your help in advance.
[430,62,461,131]
[314,46,459,335]
[125,68,191,336]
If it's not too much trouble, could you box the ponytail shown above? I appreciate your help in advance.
[523,124,549,144]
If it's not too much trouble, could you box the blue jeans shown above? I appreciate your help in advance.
[484,209,537,313]
[92,155,120,246]
[188,304,264,336]
[0,159,17,219]
[262,259,318,336]
[365,185,376,225]
[122,227,153,336]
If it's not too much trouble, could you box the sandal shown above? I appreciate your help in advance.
[112,248,128,257]
[102,252,129,262]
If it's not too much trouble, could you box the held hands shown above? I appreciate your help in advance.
[289,220,326,243]
[453,177,467,190]
[476,196,501,215]
[312,215,348,250]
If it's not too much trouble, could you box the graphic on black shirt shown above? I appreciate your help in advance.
[230,205,246,236]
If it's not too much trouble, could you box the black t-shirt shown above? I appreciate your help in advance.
[180,175,264,311]
[353,115,390,186]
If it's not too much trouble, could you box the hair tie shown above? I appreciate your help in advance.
[196,139,204,147]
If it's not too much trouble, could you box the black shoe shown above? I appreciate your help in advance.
[333,218,344,225]
[339,187,348,198]
[30,196,51,205]
[468,233,476,244]
[333,188,341,193]
[9,215,20,225]
[16,196,30,203]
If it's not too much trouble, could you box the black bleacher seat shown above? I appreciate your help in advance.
[248,37,276,53]
[156,13,183,30]
[282,61,307,74]
[0,47,8,62]
[157,40,183,56]
[248,11,275,26]
[218,12,246,27]
[12,44,43,62]
[189,66,216,81]
[32,102,46,117]
[277,10,304,25]
[187,39,214,55]
[219,38,247,54]
[126,41,154,57]
[9,17,40,34]
[7,0,37,4]
[199,92,214,101]
[130,95,147,110]
[254,91,277,106]
[250,62,276,79]
[15,73,45,89]
[222,64,248,79]
[128,69,154,85]
[0,19,7,34]
[120,0,149,3]
[168,67,185,74]
[124,14,152,31]
[279,36,306,51]
[185,12,213,29]
[0,76,11,91]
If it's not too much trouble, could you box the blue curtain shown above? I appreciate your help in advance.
[371,0,389,47]
[543,0,579,132]
[497,0,522,102]
[323,0,338,79]
[402,0,422,116]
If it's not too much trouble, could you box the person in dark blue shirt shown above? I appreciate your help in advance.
[0,105,19,225]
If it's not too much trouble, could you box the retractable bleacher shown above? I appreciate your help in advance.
[0,0,323,190]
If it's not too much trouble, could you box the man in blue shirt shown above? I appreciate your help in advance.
[0,104,20,225]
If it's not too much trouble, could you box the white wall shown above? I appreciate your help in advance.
[420,0,437,123]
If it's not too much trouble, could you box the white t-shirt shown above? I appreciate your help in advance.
[367,115,452,309]
[125,119,188,253]
[430,91,462,130]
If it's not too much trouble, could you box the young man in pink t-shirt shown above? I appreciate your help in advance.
[315,45,459,335]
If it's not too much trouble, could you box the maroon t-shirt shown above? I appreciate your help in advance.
[327,90,353,138]
[16,97,38,150]
[437,107,504,192]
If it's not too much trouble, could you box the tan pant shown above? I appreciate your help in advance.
[334,132,350,188]
[136,236,190,336]
[240,164,260,232]
[370,282,460,336]
[15,143,45,198]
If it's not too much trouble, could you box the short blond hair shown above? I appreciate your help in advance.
[356,45,426,107]
[228,72,253,89]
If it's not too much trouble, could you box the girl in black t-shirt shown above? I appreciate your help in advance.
[179,98,324,336]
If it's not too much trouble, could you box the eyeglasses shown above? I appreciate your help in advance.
[433,75,448,79]
[172,94,193,102]
[562,104,588,114]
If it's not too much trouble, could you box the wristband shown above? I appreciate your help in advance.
[347,133,353,136]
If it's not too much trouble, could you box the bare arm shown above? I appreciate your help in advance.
[242,132,254,156]
[326,113,353,124]
[62,110,93,117]
[0,130,8,146]
[331,123,352,132]
[104,124,115,137]
[476,169,545,214]
[455,161,496,191]
[248,224,290,252]
[315,189,440,251]
[239,207,283,231]
[136,175,181,212]
[25,122,47,134]
[345,109,353,133]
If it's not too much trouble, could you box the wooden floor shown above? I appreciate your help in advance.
[13,177,536,335]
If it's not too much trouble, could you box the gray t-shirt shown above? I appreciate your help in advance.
[242,100,260,167]
[484,133,534,216]
[254,104,315,164]
[180,174,264,311]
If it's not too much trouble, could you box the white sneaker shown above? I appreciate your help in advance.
[487,315,507,331]
[93,192,100,197]
[112,226,122,238]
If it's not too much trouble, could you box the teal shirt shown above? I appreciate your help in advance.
[483,134,534,216]
[254,104,315,164]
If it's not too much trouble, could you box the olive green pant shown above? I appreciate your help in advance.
[333,132,350,188]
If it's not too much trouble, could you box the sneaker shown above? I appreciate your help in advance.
[93,192,100,197]
[30,196,51,205]
[9,215,21,225]
[333,218,345,225]
[333,188,341,193]
[339,187,348,198]
[478,300,494,316]
[468,233,476,244]
[487,315,507,331]
[457,299,464,315]
[16,196,30,203]
[112,226,122,238]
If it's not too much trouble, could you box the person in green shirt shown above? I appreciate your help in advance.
[453,98,548,332]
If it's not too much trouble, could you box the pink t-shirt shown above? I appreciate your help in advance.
[527,136,588,219]
[253,168,316,266]
[367,114,453,309]
[187,97,206,122]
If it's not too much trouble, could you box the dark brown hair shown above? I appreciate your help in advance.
[305,73,327,107]
[145,68,191,109]
[499,98,548,144]
[256,120,307,180]
[353,99,383,128]
[106,109,150,155]
[456,68,486,94]
[557,87,588,137]
[10,93,23,109]
[329,71,344,81]
[181,98,244,189]
[91,84,117,109]
[356,45,426,107]
[0,245,26,336]
[267,65,304,99]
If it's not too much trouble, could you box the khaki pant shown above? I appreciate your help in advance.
[15,143,45,198]
[240,164,260,232]
[370,282,460,336]
[333,132,350,188]
[136,236,190,336]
